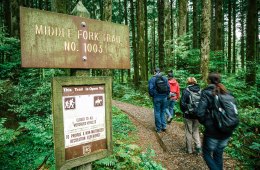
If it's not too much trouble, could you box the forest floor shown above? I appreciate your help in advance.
[112,100,240,170]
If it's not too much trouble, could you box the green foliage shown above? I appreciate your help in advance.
[113,83,153,108]
[0,115,54,170]
[93,107,165,170]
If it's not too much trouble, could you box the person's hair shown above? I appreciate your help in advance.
[208,73,227,95]
[187,77,197,85]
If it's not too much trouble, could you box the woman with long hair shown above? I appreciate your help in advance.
[196,73,233,170]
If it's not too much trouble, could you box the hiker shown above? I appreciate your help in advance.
[180,77,202,154]
[148,68,170,133]
[166,72,180,124]
[196,73,235,170]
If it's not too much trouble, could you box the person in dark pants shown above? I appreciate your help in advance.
[148,68,170,133]
[196,73,233,170]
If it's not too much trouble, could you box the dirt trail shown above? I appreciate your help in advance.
[112,100,238,170]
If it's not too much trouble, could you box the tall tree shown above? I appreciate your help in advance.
[227,0,232,73]
[232,1,236,73]
[144,0,148,80]
[157,0,165,69]
[214,0,223,72]
[130,0,138,86]
[124,0,130,81]
[200,0,211,83]
[137,0,146,81]
[210,0,215,50]
[193,0,199,48]
[165,0,172,68]
[215,0,223,51]
[178,0,187,36]
[3,0,11,36]
[240,0,245,69]
[246,0,257,85]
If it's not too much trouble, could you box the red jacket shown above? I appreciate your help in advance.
[168,78,180,100]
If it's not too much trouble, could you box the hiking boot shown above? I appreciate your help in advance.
[162,128,166,132]
[195,148,202,155]
[167,116,172,124]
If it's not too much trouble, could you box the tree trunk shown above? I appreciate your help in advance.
[245,0,257,85]
[144,0,148,80]
[215,0,223,51]
[240,0,245,69]
[214,0,223,72]
[200,0,211,83]
[227,0,232,73]
[210,0,215,51]
[3,0,11,36]
[124,0,131,81]
[130,0,138,86]
[103,0,112,21]
[150,20,156,74]
[193,0,199,48]
[10,0,20,37]
[157,0,165,69]
[165,0,171,68]
[137,0,146,82]
[51,0,67,13]
[232,1,236,73]
[177,0,187,69]
[178,0,187,36]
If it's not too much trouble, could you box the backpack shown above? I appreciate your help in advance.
[186,88,201,114]
[212,93,239,133]
[155,76,168,94]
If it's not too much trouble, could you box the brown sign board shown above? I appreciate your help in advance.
[52,77,113,169]
[20,7,130,69]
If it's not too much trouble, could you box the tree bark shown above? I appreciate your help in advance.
[178,0,187,36]
[157,0,165,69]
[240,0,245,69]
[144,0,148,80]
[193,0,199,48]
[245,0,257,85]
[137,0,146,81]
[215,0,223,51]
[130,0,138,86]
[227,0,232,73]
[210,0,215,51]
[51,0,67,13]
[165,0,172,68]
[232,1,236,73]
[124,0,130,81]
[200,0,211,83]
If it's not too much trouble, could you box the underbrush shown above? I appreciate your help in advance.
[93,107,166,170]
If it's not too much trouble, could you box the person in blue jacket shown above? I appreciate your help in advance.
[148,68,170,133]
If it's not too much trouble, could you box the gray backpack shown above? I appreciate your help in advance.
[186,88,201,114]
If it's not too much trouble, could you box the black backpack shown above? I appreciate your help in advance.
[212,93,239,133]
[155,76,168,94]
[186,88,201,114]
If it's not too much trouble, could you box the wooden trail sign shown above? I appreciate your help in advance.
[52,77,113,170]
[20,7,130,69]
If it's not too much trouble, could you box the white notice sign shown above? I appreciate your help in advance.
[62,85,106,148]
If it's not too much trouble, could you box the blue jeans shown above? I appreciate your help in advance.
[166,99,176,118]
[153,97,167,132]
[203,137,230,170]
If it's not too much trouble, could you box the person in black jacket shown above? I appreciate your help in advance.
[196,73,233,170]
[180,77,202,154]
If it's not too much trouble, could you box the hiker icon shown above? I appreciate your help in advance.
[64,97,76,110]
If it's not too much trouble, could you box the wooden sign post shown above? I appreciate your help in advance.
[20,2,130,169]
